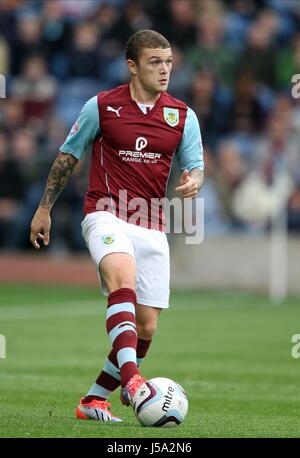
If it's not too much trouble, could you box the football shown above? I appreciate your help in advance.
[133,377,188,427]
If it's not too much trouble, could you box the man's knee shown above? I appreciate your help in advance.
[99,253,136,293]
[106,277,136,294]
[137,321,157,340]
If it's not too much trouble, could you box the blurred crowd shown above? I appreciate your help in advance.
[1,0,300,252]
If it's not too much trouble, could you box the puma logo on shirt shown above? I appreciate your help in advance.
[107,106,123,117]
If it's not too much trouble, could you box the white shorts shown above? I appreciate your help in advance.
[81,211,170,309]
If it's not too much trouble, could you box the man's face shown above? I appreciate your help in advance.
[130,47,173,95]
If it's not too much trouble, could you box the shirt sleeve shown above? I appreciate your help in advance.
[59,96,100,160]
[176,107,204,171]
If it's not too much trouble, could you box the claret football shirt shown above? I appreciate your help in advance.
[60,84,204,230]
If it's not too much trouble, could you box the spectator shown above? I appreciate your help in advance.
[10,12,46,75]
[215,140,247,230]
[228,70,267,135]
[11,128,42,184]
[232,98,297,232]
[238,18,277,87]
[108,0,152,45]
[188,4,239,87]
[0,99,25,135]
[232,151,294,232]
[198,148,231,237]
[254,109,300,181]
[41,0,71,78]
[167,46,194,101]
[164,0,197,50]
[188,69,231,150]
[223,0,255,48]
[67,21,100,79]
[0,1,18,45]
[276,33,300,89]
[10,54,57,121]
[288,182,300,232]
[0,131,25,247]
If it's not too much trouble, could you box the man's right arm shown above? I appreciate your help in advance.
[30,153,78,249]
[30,96,100,249]
[39,152,78,211]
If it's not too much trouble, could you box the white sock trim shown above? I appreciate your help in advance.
[117,347,136,368]
[86,383,111,399]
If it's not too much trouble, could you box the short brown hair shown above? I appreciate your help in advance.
[125,30,170,63]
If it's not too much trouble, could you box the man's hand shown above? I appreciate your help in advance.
[175,169,203,198]
[30,207,51,249]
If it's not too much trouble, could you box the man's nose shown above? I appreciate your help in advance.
[160,62,168,73]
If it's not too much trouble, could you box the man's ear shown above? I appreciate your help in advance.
[127,59,138,77]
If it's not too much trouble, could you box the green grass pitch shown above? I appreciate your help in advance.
[0,284,300,438]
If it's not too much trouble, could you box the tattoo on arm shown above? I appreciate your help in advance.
[189,168,204,190]
[39,153,79,210]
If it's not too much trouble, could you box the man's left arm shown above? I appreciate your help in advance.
[175,107,204,198]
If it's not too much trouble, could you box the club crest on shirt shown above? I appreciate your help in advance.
[102,234,115,245]
[70,121,79,135]
[163,107,179,127]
